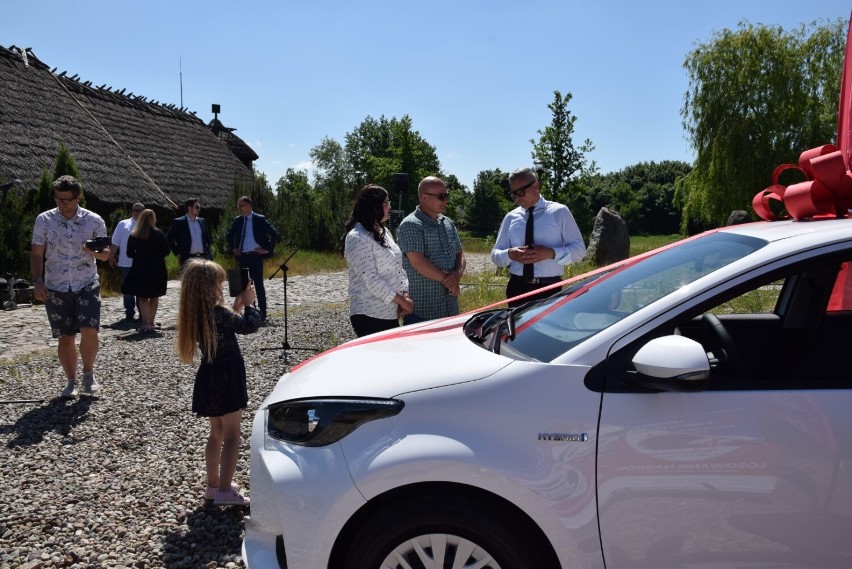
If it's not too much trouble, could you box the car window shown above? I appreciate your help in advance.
[596,249,852,393]
[710,278,784,315]
[505,233,767,361]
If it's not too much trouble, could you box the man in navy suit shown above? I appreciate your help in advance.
[226,196,280,320]
[166,198,212,266]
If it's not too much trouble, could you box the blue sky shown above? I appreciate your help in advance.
[1,1,849,190]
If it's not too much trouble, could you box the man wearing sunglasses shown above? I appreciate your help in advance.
[166,198,212,267]
[491,167,586,307]
[31,175,110,399]
[397,176,466,323]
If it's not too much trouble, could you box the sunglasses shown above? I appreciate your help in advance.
[54,195,78,205]
[508,180,536,198]
[423,192,450,201]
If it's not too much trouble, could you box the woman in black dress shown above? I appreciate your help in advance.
[175,259,260,506]
[121,209,170,332]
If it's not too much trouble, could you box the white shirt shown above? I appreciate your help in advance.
[187,216,204,254]
[110,217,137,268]
[241,213,259,252]
[32,206,107,292]
[490,196,587,278]
[344,223,408,320]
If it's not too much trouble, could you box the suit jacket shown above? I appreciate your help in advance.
[226,212,280,259]
[166,215,212,264]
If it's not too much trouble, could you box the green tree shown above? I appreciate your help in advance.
[531,90,597,210]
[275,168,318,249]
[0,177,35,276]
[34,143,83,212]
[467,169,511,237]
[311,137,358,250]
[588,161,692,235]
[344,115,442,213]
[679,18,846,231]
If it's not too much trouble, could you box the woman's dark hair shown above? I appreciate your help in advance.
[341,185,389,253]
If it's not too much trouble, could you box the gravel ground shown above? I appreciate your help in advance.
[0,303,356,569]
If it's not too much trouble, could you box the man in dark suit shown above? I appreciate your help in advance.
[166,198,212,266]
[226,196,280,320]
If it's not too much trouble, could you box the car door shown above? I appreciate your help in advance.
[595,248,852,568]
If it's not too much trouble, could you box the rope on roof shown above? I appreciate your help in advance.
[48,71,178,209]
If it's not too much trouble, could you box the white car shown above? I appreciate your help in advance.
[243,218,852,569]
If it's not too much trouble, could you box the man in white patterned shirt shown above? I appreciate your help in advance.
[31,176,110,399]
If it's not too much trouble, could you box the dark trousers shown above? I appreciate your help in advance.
[238,253,267,318]
[350,314,399,337]
[119,266,136,317]
[506,275,561,308]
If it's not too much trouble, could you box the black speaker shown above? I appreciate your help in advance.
[392,173,409,196]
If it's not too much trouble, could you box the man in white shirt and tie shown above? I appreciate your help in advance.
[490,167,586,307]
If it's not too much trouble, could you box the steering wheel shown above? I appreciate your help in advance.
[701,313,746,376]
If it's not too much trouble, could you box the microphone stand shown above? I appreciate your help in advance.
[261,246,319,366]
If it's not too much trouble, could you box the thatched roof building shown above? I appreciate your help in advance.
[0,45,256,224]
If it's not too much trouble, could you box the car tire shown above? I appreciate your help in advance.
[343,494,549,569]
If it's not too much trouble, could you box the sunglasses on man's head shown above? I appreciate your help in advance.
[423,192,450,201]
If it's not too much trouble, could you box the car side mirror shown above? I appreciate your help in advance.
[628,335,710,392]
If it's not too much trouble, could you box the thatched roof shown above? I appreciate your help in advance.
[0,45,256,222]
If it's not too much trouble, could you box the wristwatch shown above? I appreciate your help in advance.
[33,277,44,285]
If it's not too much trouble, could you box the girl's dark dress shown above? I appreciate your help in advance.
[122,228,170,298]
[192,305,262,417]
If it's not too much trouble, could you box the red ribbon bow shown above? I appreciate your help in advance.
[753,145,852,221]
[753,14,852,222]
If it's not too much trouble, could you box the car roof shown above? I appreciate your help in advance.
[717,217,852,245]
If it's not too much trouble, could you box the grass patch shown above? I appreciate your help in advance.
[630,234,682,256]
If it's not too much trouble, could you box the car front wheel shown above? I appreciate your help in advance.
[343,494,550,569]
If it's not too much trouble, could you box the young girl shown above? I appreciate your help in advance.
[176,259,261,506]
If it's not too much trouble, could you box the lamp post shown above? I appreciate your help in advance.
[532,159,547,198]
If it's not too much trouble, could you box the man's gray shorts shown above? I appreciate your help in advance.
[45,282,101,338]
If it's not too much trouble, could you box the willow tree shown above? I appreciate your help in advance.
[679,18,846,232]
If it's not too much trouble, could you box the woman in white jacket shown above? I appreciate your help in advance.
[342,185,414,337]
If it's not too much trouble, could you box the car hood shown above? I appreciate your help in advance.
[263,314,512,404]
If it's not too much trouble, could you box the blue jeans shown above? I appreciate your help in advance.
[119,266,136,317]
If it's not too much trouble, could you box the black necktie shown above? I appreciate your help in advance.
[239,216,247,251]
[523,206,535,280]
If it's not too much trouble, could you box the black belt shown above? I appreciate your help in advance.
[510,274,561,285]
[188,253,208,258]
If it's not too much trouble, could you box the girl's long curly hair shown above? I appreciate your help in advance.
[341,185,389,253]
[175,260,227,364]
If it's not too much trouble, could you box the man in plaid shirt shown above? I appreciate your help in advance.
[397,176,466,323]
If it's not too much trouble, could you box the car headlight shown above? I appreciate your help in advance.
[266,397,404,447]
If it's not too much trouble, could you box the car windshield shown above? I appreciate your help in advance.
[501,232,767,361]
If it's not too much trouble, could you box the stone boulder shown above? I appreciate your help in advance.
[727,210,751,225]
[586,207,629,266]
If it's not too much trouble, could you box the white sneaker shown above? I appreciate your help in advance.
[81,372,99,396]
[60,380,78,399]
[213,487,250,506]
